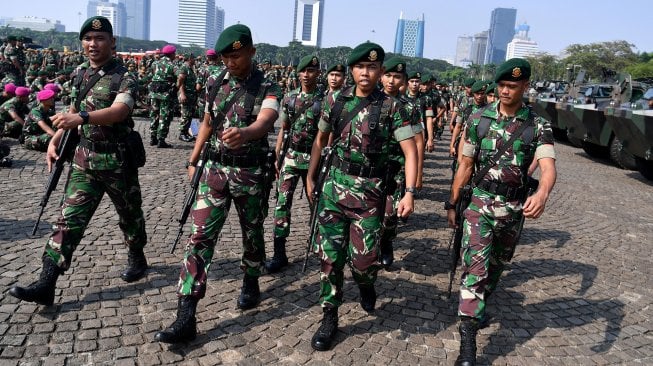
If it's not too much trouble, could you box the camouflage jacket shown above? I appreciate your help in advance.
[176,63,197,95]
[23,104,55,136]
[204,65,282,157]
[149,57,176,99]
[281,87,322,151]
[71,59,137,170]
[0,97,29,122]
[463,101,555,188]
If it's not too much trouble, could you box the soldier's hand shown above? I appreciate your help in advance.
[449,145,457,157]
[187,165,195,181]
[178,94,187,104]
[306,178,315,204]
[446,208,457,228]
[222,127,246,149]
[46,141,58,172]
[522,193,546,219]
[51,112,82,130]
[426,138,434,152]
[397,194,414,219]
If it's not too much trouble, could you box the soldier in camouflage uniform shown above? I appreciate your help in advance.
[404,71,430,191]
[154,24,282,344]
[449,77,475,135]
[2,36,23,86]
[446,59,557,366]
[176,53,197,142]
[148,44,177,148]
[324,63,346,98]
[195,49,221,125]
[0,83,16,105]
[306,43,417,351]
[0,86,30,138]
[9,16,148,307]
[485,82,497,104]
[450,80,488,168]
[22,89,56,151]
[266,54,322,273]
[29,70,48,93]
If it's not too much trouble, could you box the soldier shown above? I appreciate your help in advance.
[485,82,497,104]
[446,58,557,365]
[306,43,417,351]
[148,44,177,148]
[195,49,221,122]
[266,54,322,273]
[2,36,23,86]
[449,77,475,133]
[154,24,281,344]
[8,16,148,306]
[0,83,16,105]
[378,57,420,269]
[30,70,48,93]
[22,89,56,151]
[176,52,197,142]
[450,80,488,161]
[405,71,430,191]
[0,86,30,138]
[324,63,346,97]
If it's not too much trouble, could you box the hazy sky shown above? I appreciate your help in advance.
[3,0,652,61]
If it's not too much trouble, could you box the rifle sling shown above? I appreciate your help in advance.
[74,62,122,112]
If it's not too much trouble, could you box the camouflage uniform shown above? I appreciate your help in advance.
[273,88,322,239]
[44,59,146,270]
[195,63,221,120]
[148,56,176,141]
[22,104,55,151]
[315,86,413,309]
[458,101,555,320]
[176,66,281,298]
[176,61,197,134]
[0,96,29,138]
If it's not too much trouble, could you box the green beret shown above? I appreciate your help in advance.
[326,63,345,74]
[215,24,252,54]
[486,82,497,94]
[7,35,17,42]
[495,58,531,82]
[28,70,38,77]
[347,42,384,66]
[297,55,320,72]
[420,73,431,84]
[79,16,113,40]
[463,78,476,87]
[407,71,422,80]
[38,70,48,76]
[471,80,487,94]
[383,57,406,75]
[45,65,55,72]
[429,74,437,82]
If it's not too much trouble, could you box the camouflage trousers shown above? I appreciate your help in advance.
[381,178,404,245]
[23,134,51,152]
[149,97,173,139]
[178,94,197,133]
[177,161,269,299]
[458,188,522,319]
[316,170,384,309]
[3,121,22,139]
[44,165,147,270]
[273,159,307,239]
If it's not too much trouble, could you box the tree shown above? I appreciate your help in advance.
[563,40,638,80]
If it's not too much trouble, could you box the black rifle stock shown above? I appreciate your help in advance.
[302,146,334,272]
[446,184,472,298]
[274,130,290,199]
[32,129,79,235]
[171,142,209,253]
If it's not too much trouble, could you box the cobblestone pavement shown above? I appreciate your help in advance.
[0,117,651,365]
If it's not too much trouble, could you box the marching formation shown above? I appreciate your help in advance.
[2,17,557,366]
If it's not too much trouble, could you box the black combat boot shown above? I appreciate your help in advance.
[379,239,394,270]
[120,249,148,282]
[311,307,338,351]
[8,256,61,306]
[358,284,376,313]
[236,274,260,310]
[265,237,288,273]
[178,133,194,142]
[150,135,158,146]
[154,296,199,343]
[157,139,172,148]
[455,317,479,366]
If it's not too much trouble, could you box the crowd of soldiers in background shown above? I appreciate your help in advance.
[0,33,496,171]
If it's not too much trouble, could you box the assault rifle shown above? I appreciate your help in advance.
[171,142,209,253]
[32,129,79,235]
[446,184,472,298]
[302,146,335,272]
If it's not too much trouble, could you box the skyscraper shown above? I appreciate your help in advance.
[292,0,324,47]
[470,31,488,65]
[485,7,517,64]
[393,12,424,58]
[178,0,217,48]
[506,23,539,59]
[215,7,225,41]
[87,0,127,37]
[119,0,150,41]
[454,35,473,67]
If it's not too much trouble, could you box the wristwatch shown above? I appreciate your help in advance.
[444,201,456,210]
[405,186,417,194]
[79,111,90,125]
[185,161,196,169]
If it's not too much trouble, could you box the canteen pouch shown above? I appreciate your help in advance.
[123,130,146,169]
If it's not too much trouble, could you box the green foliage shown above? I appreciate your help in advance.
[525,53,565,81]
[563,40,638,80]
[625,59,653,79]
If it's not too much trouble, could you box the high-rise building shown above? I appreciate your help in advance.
[178,0,217,48]
[454,35,473,67]
[506,23,539,59]
[393,12,424,58]
[292,0,324,47]
[6,16,65,32]
[485,7,517,64]
[87,0,127,37]
[215,6,225,42]
[470,31,488,65]
[119,0,150,41]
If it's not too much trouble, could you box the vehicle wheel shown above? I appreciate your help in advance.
[635,157,653,181]
[581,141,609,159]
[609,136,638,170]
